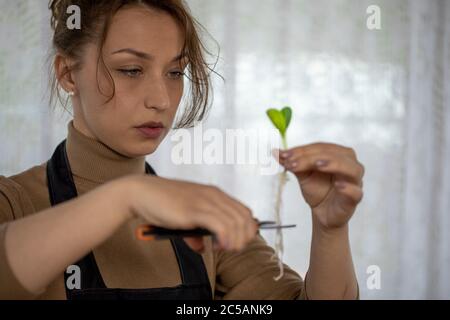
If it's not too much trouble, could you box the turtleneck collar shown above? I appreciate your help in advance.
[65,121,146,183]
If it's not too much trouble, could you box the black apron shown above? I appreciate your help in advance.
[46,140,213,300]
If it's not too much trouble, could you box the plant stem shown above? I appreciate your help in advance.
[282,134,288,150]
[272,138,288,281]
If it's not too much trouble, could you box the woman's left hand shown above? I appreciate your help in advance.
[275,143,365,230]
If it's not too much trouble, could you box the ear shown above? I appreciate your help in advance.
[54,53,77,94]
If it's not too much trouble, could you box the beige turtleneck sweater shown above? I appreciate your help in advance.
[0,121,306,300]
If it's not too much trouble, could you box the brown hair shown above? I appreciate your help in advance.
[48,0,222,129]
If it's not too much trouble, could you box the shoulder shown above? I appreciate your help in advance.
[0,163,48,223]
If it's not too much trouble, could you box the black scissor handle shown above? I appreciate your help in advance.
[136,220,297,241]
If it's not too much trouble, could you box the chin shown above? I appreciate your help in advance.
[123,140,161,158]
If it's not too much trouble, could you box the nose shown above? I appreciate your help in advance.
[144,78,170,111]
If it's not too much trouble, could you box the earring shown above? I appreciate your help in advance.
[68,91,75,96]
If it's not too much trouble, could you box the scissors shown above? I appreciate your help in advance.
[135,220,297,241]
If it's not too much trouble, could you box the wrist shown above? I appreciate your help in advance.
[105,176,138,222]
[311,213,349,238]
[114,174,159,222]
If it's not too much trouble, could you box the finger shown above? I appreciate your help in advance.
[183,236,205,253]
[274,145,355,173]
[216,202,244,251]
[315,156,364,185]
[334,180,364,206]
[222,196,258,247]
[209,188,250,251]
[208,205,238,251]
[218,189,257,238]
[283,153,364,185]
[273,149,313,180]
[192,205,234,250]
[203,189,249,251]
[282,143,358,160]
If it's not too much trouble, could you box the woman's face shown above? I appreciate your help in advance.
[69,5,187,157]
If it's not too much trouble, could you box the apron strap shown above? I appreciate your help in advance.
[144,162,211,286]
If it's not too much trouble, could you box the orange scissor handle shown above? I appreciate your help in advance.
[135,225,156,241]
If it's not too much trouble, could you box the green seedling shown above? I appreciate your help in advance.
[265,106,293,281]
[266,106,292,149]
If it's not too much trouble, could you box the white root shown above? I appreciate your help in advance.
[271,169,288,281]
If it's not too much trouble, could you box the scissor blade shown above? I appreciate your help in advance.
[259,224,297,229]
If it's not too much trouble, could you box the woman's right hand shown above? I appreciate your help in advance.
[2,171,260,298]
[118,174,259,252]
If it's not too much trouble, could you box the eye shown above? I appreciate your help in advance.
[117,68,143,78]
[168,71,185,80]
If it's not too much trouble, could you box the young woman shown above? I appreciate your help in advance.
[0,0,364,300]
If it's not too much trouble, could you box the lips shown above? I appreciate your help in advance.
[135,121,165,139]
[136,121,164,129]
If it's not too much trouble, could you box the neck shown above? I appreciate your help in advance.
[65,120,146,184]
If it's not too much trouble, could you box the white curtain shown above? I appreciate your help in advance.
[0,0,449,299]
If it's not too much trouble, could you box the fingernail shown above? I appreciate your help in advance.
[286,161,297,169]
[335,181,346,189]
[316,160,329,167]
[280,151,292,159]
[223,240,231,250]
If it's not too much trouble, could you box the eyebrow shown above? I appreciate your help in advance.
[111,48,185,62]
